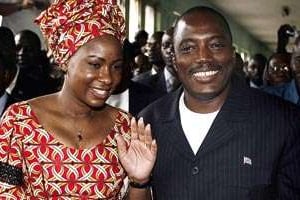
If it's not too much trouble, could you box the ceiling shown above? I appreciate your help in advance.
[208,0,300,51]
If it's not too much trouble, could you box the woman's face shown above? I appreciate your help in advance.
[65,34,123,108]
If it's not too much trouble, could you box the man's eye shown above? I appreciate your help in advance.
[179,45,195,54]
[210,42,225,49]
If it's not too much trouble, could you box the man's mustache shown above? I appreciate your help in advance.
[188,62,222,75]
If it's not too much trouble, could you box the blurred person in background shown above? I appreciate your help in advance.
[0,26,17,116]
[263,52,292,86]
[0,0,50,47]
[132,31,165,82]
[246,53,267,88]
[11,29,58,101]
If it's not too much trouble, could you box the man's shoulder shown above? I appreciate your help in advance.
[242,86,300,123]
[129,81,165,108]
[132,71,152,82]
[138,90,179,117]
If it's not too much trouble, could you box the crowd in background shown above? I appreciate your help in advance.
[1,9,300,117]
[0,1,300,199]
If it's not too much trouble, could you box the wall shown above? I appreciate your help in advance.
[155,0,272,58]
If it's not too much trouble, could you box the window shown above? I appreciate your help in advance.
[144,5,155,37]
[129,0,140,42]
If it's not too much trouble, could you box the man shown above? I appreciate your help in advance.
[106,40,163,116]
[276,34,300,105]
[160,27,180,93]
[276,24,295,54]
[139,6,300,199]
[246,53,267,88]
[290,34,300,104]
[10,29,56,101]
[0,26,17,116]
[132,29,148,57]
[132,31,165,82]
[133,28,180,94]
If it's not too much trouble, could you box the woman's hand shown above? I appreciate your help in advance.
[116,117,157,184]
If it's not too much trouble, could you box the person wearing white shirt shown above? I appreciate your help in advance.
[161,27,180,93]
[106,40,163,116]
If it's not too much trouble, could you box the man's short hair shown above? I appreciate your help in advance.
[174,6,232,42]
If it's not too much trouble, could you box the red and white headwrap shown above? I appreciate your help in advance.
[35,0,126,70]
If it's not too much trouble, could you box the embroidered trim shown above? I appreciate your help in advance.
[0,162,23,186]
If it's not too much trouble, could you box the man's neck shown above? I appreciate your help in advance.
[183,86,230,114]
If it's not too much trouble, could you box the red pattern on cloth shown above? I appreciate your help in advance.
[0,102,131,199]
[35,0,126,67]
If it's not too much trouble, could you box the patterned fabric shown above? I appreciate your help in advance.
[0,102,131,199]
[35,0,126,68]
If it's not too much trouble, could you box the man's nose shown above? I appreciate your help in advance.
[196,46,212,62]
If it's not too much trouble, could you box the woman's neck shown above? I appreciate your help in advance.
[57,90,97,119]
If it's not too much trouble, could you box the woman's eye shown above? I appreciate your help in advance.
[112,64,123,71]
[88,62,101,69]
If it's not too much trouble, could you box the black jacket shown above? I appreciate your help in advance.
[139,76,300,200]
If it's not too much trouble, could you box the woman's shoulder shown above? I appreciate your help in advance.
[27,94,57,108]
[105,104,131,135]
[0,101,37,136]
[105,104,132,121]
[2,101,32,120]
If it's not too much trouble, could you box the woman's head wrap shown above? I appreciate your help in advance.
[35,0,126,69]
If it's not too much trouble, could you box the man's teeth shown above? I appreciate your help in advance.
[92,88,109,95]
[193,70,218,78]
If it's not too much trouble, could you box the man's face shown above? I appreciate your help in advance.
[15,33,40,67]
[161,33,174,67]
[247,59,259,79]
[267,54,291,86]
[173,12,235,102]
[146,35,163,65]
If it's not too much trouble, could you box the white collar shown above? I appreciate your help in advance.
[6,65,20,95]
[106,89,129,112]
[0,92,8,115]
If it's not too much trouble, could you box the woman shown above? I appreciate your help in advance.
[0,0,156,199]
